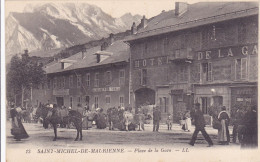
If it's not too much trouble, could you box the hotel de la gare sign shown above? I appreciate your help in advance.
[133,44,258,68]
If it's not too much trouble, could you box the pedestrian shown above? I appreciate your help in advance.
[10,105,29,141]
[153,106,161,132]
[166,113,172,130]
[189,103,213,147]
[232,107,243,143]
[217,106,230,145]
[241,105,257,148]
[184,110,192,132]
[96,108,107,129]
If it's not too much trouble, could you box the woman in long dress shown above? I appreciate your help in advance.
[218,106,230,145]
[10,106,29,141]
[184,110,192,132]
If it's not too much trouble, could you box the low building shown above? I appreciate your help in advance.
[32,39,130,112]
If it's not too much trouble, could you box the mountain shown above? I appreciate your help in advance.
[6,3,141,60]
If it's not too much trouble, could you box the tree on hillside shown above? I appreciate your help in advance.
[7,52,46,107]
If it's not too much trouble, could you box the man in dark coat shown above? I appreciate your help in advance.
[241,105,257,148]
[153,106,161,132]
[189,103,213,147]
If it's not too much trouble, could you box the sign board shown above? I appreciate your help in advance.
[53,89,70,96]
[92,87,120,92]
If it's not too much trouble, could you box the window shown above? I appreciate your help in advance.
[238,22,246,43]
[119,96,124,107]
[53,77,57,89]
[144,43,148,54]
[77,96,81,105]
[106,71,112,85]
[159,97,169,113]
[85,96,90,104]
[47,79,51,89]
[178,66,188,82]
[201,97,211,114]
[201,62,212,82]
[105,95,111,104]
[62,76,65,88]
[134,60,139,68]
[235,58,247,80]
[86,73,90,86]
[70,96,73,108]
[77,75,82,88]
[119,70,125,86]
[141,69,147,85]
[94,96,99,108]
[69,75,73,88]
[94,73,99,87]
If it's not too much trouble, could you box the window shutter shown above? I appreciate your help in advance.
[241,58,247,79]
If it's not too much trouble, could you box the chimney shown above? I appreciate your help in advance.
[82,48,86,59]
[140,15,147,29]
[131,22,137,35]
[175,2,188,16]
[24,49,28,55]
[61,62,65,69]
[96,54,101,63]
[109,33,114,44]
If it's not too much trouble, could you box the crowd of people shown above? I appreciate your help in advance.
[9,101,257,148]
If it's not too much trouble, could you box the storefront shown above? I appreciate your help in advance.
[230,85,257,113]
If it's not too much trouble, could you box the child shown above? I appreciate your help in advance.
[166,113,173,130]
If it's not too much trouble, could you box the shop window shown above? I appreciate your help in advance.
[159,97,169,113]
[141,69,147,85]
[94,96,99,108]
[235,58,247,80]
[69,75,73,88]
[119,70,125,86]
[86,73,90,87]
[201,62,212,82]
[201,97,211,114]
[94,73,99,87]
[119,96,124,107]
[106,95,111,104]
[77,75,82,88]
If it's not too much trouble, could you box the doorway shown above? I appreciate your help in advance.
[56,97,64,107]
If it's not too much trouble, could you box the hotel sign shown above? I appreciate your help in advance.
[197,44,257,60]
[53,89,69,96]
[93,87,120,92]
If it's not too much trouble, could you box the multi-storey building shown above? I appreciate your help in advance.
[32,38,130,112]
[126,2,258,122]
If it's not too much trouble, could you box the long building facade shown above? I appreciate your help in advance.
[126,2,258,123]
[32,39,130,112]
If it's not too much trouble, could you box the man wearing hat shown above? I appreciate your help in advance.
[153,106,161,132]
[189,103,213,147]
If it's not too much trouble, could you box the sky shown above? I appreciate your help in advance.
[5,0,199,18]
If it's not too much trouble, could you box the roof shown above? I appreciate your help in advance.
[126,2,258,42]
[45,40,129,74]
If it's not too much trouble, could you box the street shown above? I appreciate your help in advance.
[6,121,241,150]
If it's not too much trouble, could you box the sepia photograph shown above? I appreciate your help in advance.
[3,0,259,161]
